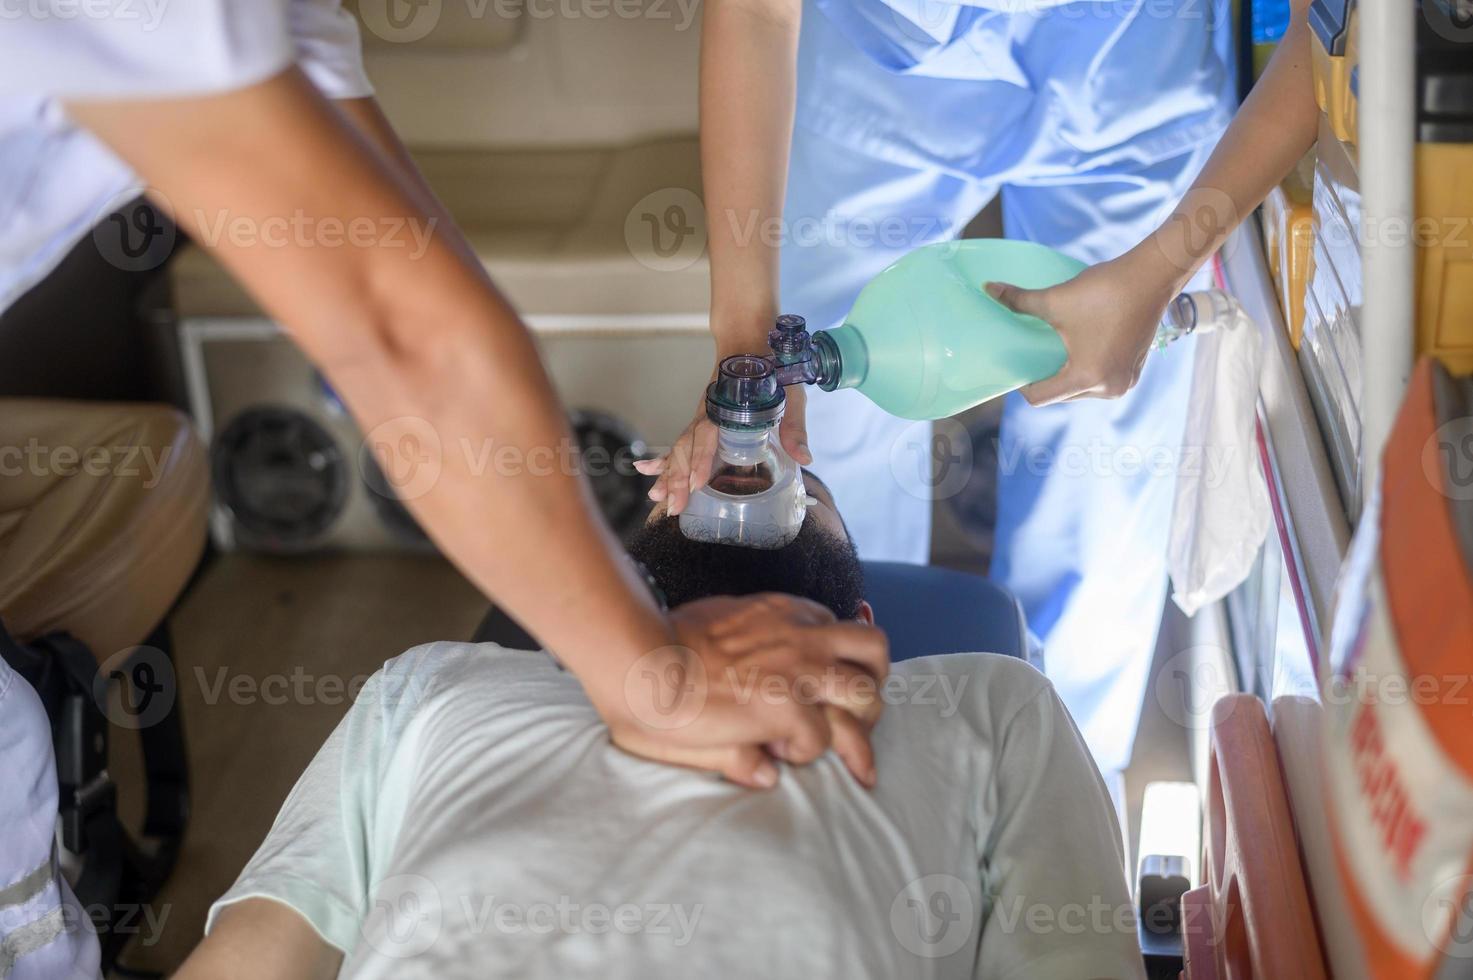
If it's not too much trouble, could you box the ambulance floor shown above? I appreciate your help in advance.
[107,553,487,976]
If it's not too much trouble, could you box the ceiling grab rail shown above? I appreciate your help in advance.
[1357,0,1416,494]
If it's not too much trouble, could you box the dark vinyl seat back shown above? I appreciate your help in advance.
[862,561,1031,664]
[472,560,1033,667]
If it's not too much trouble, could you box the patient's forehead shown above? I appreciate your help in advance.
[800,468,836,508]
[799,471,846,540]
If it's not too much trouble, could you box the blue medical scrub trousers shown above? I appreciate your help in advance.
[782,0,1235,771]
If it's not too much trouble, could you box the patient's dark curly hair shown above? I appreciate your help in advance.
[626,516,865,620]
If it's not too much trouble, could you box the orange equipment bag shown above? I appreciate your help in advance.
[1321,356,1473,975]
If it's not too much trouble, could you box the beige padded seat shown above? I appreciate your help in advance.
[172,137,709,321]
[0,400,209,657]
[171,10,714,454]
[349,1,701,149]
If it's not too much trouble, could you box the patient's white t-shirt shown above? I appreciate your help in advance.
[208,645,1145,980]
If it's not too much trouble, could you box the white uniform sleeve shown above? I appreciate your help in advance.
[204,655,431,953]
[0,2,294,100]
[289,0,374,100]
[0,1,370,101]
[973,671,1147,980]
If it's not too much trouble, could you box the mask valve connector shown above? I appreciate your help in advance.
[705,355,786,432]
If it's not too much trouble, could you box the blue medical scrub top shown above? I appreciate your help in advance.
[799,0,1233,180]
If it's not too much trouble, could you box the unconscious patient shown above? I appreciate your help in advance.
[178,470,1146,980]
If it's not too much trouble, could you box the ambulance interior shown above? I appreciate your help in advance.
[2,0,1471,977]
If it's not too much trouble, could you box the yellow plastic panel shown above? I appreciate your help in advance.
[1309,10,1357,146]
[1262,154,1318,347]
[1416,143,1473,374]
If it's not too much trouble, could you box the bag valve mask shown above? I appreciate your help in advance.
[678,348,817,549]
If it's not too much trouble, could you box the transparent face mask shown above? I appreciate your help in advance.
[678,426,814,549]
